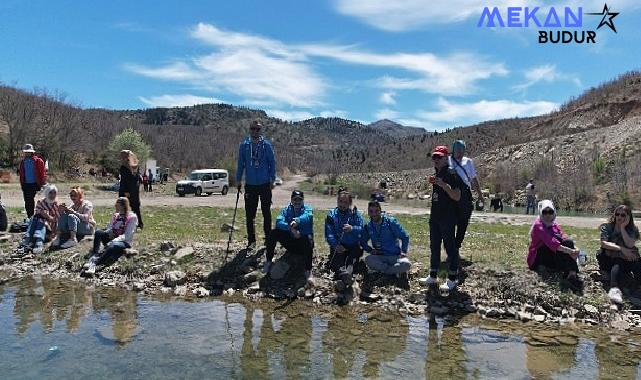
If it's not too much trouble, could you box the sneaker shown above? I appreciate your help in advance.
[418,276,438,287]
[608,287,623,304]
[247,241,256,250]
[305,270,314,286]
[262,260,272,274]
[439,279,458,293]
[51,236,61,247]
[32,245,44,254]
[60,238,77,249]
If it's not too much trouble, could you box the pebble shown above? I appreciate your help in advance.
[584,304,599,314]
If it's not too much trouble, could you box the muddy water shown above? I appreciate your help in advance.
[0,277,640,379]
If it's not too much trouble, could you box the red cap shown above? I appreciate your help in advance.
[432,145,449,157]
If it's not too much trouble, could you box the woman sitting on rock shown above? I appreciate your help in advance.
[527,200,583,289]
[53,186,96,249]
[83,197,138,275]
[20,184,61,254]
[597,205,640,304]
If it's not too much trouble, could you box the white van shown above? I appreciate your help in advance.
[176,169,229,197]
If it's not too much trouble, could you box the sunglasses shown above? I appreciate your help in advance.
[250,127,261,131]
[541,209,554,215]
[615,212,628,217]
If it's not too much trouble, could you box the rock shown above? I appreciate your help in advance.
[220,223,239,233]
[533,314,546,322]
[485,309,501,318]
[247,282,261,294]
[361,292,380,302]
[133,282,146,291]
[124,249,138,257]
[297,287,306,298]
[0,234,11,242]
[518,312,533,322]
[225,288,236,297]
[192,287,210,298]
[243,271,261,283]
[611,320,630,330]
[174,286,187,296]
[465,304,477,313]
[164,271,187,287]
[584,304,599,315]
[269,261,290,280]
[174,247,194,260]
[160,241,175,251]
[610,305,619,312]
[160,287,172,294]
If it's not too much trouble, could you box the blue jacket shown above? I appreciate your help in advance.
[276,204,314,237]
[325,207,365,249]
[236,136,276,186]
[361,215,409,256]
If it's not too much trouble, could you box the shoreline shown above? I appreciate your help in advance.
[1,232,639,332]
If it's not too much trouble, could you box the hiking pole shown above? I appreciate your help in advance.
[224,187,242,263]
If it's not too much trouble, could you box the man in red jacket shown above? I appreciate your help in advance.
[18,144,47,218]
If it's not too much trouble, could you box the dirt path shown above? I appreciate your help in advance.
[0,174,606,229]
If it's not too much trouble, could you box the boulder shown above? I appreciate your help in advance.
[164,271,187,287]
[174,247,194,260]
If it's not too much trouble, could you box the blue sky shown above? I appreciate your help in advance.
[1,0,640,130]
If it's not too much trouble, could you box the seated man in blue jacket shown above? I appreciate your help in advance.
[264,190,314,282]
[361,201,411,277]
[325,190,365,286]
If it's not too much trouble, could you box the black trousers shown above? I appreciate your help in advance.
[430,219,459,281]
[21,183,40,218]
[455,186,473,249]
[328,244,363,275]
[266,229,313,270]
[533,239,578,275]
[244,183,272,244]
[597,248,641,287]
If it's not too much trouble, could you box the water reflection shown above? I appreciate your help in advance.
[11,276,137,347]
[1,278,641,379]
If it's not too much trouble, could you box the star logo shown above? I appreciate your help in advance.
[586,3,619,33]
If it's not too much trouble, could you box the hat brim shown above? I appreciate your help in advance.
[431,152,446,157]
[23,149,35,153]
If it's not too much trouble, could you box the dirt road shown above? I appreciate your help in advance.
[1,175,606,229]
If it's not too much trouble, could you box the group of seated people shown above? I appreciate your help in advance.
[19,184,138,275]
[262,189,411,287]
[528,200,640,303]
[16,184,641,304]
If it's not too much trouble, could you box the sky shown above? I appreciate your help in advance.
[1,0,640,130]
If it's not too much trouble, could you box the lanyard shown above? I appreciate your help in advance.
[249,138,264,168]
[333,208,355,243]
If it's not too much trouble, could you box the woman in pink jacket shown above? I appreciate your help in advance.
[527,200,582,289]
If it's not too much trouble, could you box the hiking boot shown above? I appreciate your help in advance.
[262,260,272,274]
[60,237,77,249]
[418,276,438,287]
[439,279,458,296]
[51,236,61,247]
[608,287,623,304]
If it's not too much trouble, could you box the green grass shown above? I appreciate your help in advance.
[4,206,602,274]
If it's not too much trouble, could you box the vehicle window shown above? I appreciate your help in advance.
[212,173,220,180]
[188,173,202,180]
[201,174,212,181]
[220,173,227,179]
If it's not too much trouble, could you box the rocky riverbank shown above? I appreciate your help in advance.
[0,231,639,331]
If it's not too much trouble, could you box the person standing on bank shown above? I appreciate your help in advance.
[18,144,47,219]
[420,145,463,292]
[525,179,536,215]
[118,150,144,230]
[448,140,483,252]
[236,120,276,249]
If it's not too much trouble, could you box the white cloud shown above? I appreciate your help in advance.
[513,64,582,91]
[320,110,349,118]
[333,0,639,32]
[126,23,508,109]
[301,45,508,95]
[374,108,400,120]
[379,91,396,105]
[265,109,314,121]
[418,97,558,123]
[138,94,222,107]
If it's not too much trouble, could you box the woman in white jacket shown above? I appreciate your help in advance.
[86,197,138,272]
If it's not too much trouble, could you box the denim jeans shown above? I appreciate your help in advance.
[23,217,46,246]
[364,254,411,275]
[57,213,94,239]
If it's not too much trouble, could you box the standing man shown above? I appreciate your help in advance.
[421,145,463,292]
[147,168,154,192]
[361,201,411,278]
[236,120,276,249]
[525,179,536,215]
[18,144,47,219]
[448,140,483,251]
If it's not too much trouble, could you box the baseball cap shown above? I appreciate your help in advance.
[432,145,449,157]
[291,190,304,200]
